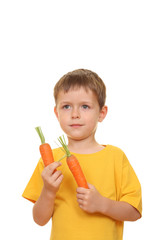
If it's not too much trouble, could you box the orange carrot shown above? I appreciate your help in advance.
[58,136,88,188]
[35,126,55,167]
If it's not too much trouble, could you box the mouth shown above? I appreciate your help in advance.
[70,124,83,128]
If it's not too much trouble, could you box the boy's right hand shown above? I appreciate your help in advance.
[41,162,63,196]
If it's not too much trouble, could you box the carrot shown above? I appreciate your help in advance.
[35,126,55,167]
[58,136,88,188]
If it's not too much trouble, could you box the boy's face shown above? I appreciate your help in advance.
[54,87,107,141]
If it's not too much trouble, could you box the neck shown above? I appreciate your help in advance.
[67,136,104,154]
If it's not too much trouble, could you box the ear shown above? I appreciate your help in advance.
[98,106,108,122]
[54,106,59,120]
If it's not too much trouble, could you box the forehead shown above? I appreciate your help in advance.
[56,87,98,104]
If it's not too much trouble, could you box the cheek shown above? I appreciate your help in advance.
[58,113,69,127]
[58,119,67,132]
[56,110,67,121]
[84,112,99,123]
[85,116,99,129]
[58,116,66,124]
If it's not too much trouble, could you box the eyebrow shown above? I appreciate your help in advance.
[59,101,93,105]
[59,101,71,105]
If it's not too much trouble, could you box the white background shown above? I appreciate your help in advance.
[0,0,160,239]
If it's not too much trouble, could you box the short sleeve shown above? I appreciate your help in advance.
[22,158,44,203]
[119,154,142,216]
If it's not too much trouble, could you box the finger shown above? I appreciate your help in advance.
[77,193,85,200]
[77,198,83,204]
[51,170,63,181]
[54,174,64,187]
[46,162,62,175]
[76,187,88,194]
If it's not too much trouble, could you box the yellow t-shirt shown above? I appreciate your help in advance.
[22,145,142,240]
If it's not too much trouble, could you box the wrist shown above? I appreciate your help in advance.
[42,186,56,202]
[99,196,112,215]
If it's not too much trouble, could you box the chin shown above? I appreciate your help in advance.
[66,133,87,141]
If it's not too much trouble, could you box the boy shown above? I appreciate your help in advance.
[22,69,142,240]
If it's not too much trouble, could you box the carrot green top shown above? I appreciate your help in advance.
[58,136,71,157]
[35,126,45,144]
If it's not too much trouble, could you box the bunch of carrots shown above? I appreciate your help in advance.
[35,126,88,189]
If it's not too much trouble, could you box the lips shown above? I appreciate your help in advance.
[70,124,83,128]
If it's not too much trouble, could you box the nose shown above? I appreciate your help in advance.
[71,107,80,119]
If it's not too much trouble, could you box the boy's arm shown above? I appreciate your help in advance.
[99,197,141,221]
[77,183,141,222]
[33,162,63,226]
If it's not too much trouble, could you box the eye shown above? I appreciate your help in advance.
[63,105,71,109]
[82,105,89,109]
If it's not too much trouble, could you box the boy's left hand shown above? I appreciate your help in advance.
[76,183,103,214]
